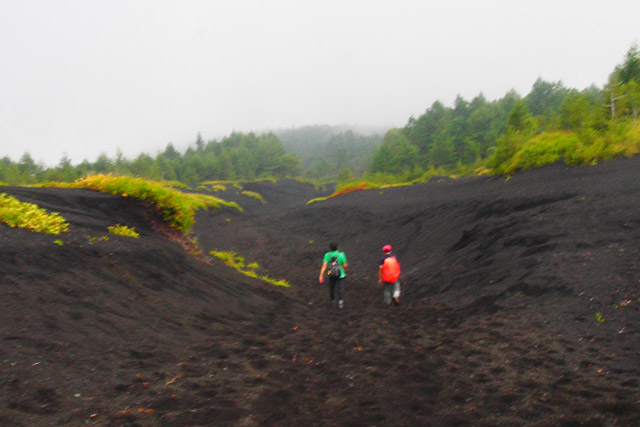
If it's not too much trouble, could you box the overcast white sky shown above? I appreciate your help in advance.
[1,0,639,165]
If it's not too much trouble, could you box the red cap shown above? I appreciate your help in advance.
[382,244,392,252]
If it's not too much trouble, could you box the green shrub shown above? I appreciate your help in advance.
[0,193,69,234]
[159,180,190,189]
[210,184,227,192]
[500,132,580,175]
[488,119,640,176]
[200,181,228,192]
[210,250,291,287]
[241,190,266,203]
[487,131,528,174]
[108,224,140,238]
[307,182,378,204]
[45,175,241,235]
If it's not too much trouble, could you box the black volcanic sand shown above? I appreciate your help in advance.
[2,158,640,426]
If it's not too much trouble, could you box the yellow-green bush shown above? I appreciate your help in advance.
[210,184,227,192]
[200,182,229,192]
[241,190,266,203]
[158,180,190,189]
[108,224,140,238]
[210,250,291,287]
[586,119,640,160]
[0,193,69,234]
[307,182,379,204]
[489,119,640,175]
[44,175,242,235]
[498,131,580,175]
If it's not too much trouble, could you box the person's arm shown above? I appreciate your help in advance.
[319,262,327,283]
[378,265,383,285]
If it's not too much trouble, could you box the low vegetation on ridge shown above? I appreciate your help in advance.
[108,224,140,238]
[241,190,266,203]
[210,250,291,287]
[0,193,69,234]
[40,175,241,235]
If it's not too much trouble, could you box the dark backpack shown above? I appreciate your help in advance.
[327,252,342,278]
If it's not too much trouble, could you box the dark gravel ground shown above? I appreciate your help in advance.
[2,157,640,426]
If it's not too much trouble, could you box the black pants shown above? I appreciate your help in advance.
[329,277,345,302]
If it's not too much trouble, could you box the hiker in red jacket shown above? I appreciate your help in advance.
[378,244,401,306]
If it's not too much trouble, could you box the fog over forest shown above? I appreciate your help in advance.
[1,0,639,167]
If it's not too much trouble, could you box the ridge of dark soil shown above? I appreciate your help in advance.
[2,160,640,426]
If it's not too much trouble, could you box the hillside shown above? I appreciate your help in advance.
[2,157,640,425]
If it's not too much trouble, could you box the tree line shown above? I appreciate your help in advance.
[275,125,384,179]
[0,132,302,185]
[2,44,639,186]
[1,126,383,185]
[369,44,640,179]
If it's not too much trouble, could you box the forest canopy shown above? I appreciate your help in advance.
[368,43,640,180]
[0,132,301,186]
[2,44,639,186]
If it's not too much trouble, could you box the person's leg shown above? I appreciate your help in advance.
[383,283,392,305]
[336,277,345,308]
[392,281,401,305]
[329,279,336,303]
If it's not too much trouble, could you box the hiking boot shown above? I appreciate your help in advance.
[338,300,344,309]
[392,297,400,306]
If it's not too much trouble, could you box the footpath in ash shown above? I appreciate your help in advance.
[193,158,640,426]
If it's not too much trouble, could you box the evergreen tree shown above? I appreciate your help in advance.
[93,152,113,174]
[507,100,534,132]
[195,132,205,152]
[526,78,570,119]
[371,130,419,175]
[616,43,640,84]
[18,153,41,183]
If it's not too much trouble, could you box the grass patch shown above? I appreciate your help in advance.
[41,175,242,235]
[158,180,191,190]
[108,224,140,238]
[489,120,640,176]
[0,193,69,234]
[200,182,228,192]
[307,182,378,204]
[209,250,291,287]
[241,190,266,203]
[306,180,418,204]
[493,131,580,175]
[306,166,466,204]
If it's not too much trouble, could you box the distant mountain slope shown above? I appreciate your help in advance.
[273,125,386,178]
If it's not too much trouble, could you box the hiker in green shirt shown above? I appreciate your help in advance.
[319,242,348,309]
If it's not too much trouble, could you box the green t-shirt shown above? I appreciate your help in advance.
[323,250,347,278]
